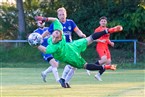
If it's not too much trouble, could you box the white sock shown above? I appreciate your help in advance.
[65,68,76,83]
[43,66,53,75]
[86,70,91,75]
[61,65,72,79]
[96,72,101,76]
[52,67,60,82]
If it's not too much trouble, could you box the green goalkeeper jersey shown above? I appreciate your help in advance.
[46,19,87,68]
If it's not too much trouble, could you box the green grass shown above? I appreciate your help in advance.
[1,68,144,97]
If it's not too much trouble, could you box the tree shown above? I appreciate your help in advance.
[17,0,25,40]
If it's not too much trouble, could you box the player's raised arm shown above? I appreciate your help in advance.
[41,30,50,38]
[35,16,63,31]
[74,27,86,38]
[35,16,57,22]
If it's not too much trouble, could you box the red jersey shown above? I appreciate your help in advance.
[94,26,110,47]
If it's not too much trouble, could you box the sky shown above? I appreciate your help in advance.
[0,0,16,4]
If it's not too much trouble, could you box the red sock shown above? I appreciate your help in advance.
[108,28,116,34]
[108,25,123,33]
[104,65,111,70]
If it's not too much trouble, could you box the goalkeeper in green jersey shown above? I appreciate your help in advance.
[35,16,122,70]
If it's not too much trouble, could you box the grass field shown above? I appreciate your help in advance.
[1,68,145,97]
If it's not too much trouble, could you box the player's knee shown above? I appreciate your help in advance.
[101,56,108,63]
[55,62,59,67]
[86,37,93,45]
[71,67,77,71]
[50,59,59,67]
[106,59,111,64]
[65,65,72,69]
[51,63,59,68]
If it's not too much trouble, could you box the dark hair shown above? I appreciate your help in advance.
[100,16,107,20]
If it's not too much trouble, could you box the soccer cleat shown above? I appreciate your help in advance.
[110,65,117,71]
[95,73,102,81]
[59,78,67,88]
[41,72,47,82]
[108,25,123,33]
[66,83,71,88]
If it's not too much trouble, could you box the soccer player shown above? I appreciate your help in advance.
[41,7,89,88]
[94,16,114,81]
[33,20,60,83]
[34,16,122,88]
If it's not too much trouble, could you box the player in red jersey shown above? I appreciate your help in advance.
[94,16,115,81]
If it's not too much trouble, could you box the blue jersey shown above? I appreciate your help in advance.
[33,27,53,61]
[48,19,77,42]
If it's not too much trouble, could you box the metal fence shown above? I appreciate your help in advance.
[0,39,137,64]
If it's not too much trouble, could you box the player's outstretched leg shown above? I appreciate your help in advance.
[85,63,117,71]
[90,25,123,41]
[108,25,123,33]
[104,64,117,71]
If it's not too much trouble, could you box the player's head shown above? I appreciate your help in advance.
[37,20,45,28]
[52,30,63,43]
[99,16,107,27]
[57,7,67,22]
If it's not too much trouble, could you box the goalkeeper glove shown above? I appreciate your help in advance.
[35,16,48,22]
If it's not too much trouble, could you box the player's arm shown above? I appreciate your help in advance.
[71,20,86,38]
[35,16,57,22]
[41,30,50,38]
[37,45,46,53]
[74,27,86,38]
[108,39,114,47]
[37,42,58,54]
[35,16,63,31]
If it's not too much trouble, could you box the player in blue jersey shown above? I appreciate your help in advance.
[33,20,60,83]
[41,7,90,88]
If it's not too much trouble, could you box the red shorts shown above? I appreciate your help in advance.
[96,46,111,59]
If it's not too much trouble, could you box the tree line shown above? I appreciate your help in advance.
[0,0,145,42]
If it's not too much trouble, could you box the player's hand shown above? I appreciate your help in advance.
[110,42,114,47]
[35,16,48,21]
[81,34,86,38]
[100,39,106,43]
[35,16,43,21]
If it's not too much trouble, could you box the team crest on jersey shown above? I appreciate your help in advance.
[63,26,66,29]
[68,26,71,30]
